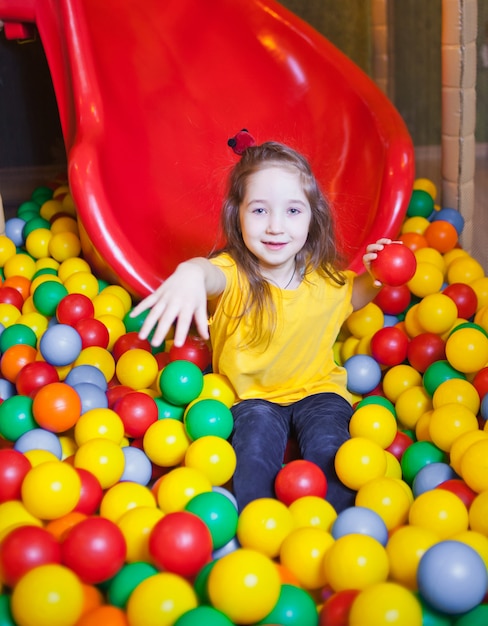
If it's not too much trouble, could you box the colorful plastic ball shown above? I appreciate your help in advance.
[119,445,153,485]
[126,572,198,626]
[409,489,469,539]
[169,335,212,371]
[334,437,387,490]
[445,326,488,374]
[198,373,236,408]
[348,582,422,626]
[319,589,360,626]
[349,404,398,448]
[412,462,456,497]
[1,344,37,383]
[323,533,389,592]
[237,498,294,558]
[74,407,124,445]
[331,505,389,545]
[256,583,318,626]
[407,261,444,298]
[115,348,159,390]
[0,323,37,353]
[39,323,83,366]
[274,459,328,505]
[207,548,281,624]
[99,481,156,524]
[73,381,109,413]
[288,495,337,532]
[74,346,116,382]
[424,219,458,253]
[112,331,152,361]
[64,364,107,390]
[32,279,68,317]
[382,364,422,403]
[417,540,487,615]
[149,511,213,577]
[21,460,81,520]
[15,360,60,397]
[10,563,84,626]
[428,403,479,452]
[400,440,447,484]
[0,285,25,311]
[156,466,212,513]
[432,378,480,415]
[447,255,485,285]
[143,418,191,468]
[48,231,81,262]
[386,524,439,591]
[174,606,234,626]
[61,516,126,584]
[346,302,384,338]
[5,216,27,246]
[473,366,488,401]
[355,476,412,531]
[407,189,435,218]
[432,207,464,234]
[74,438,125,489]
[406,332,446,373]
[370,326,409,366]
[117,506,164,563]
[343,354,382,395]
[442,282,478,319]
[74,317,110,348]
[107,561,159,609]
[0,394,36,441]
[56,292,94,325]
[14,427,62,458]
[459,438,488,493]
[416,293,458,335]
[184,435,237,486]
[73,467,104,515]
[32,381,82,433]
[423,360,466,397]
[113,391,158,438]
[159,360,204,406]
[185,490,238,550]
[0,524,62,587]
[370,243,417,286]
[183,398,233,440]
[436,479,476,510]
[0,448,32,502]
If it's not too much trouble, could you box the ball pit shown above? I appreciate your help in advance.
[1,179,488,623]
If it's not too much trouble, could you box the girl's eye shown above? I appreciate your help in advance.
[288,207,301,215]
[252,207,266,214]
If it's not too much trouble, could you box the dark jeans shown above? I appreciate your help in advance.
[230,392,356,513]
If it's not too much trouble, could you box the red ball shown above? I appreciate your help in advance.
[73,468,104,515]
[319,589,360,626]
[274,459,328,506]
[436,478,477,509]
[106,384,134,408]
[113,391,159,438]
[373,284,412,315]
[169,335,212,371]
[370,243,417,286]
[370,326,409,367]
[472,367,488,401]
[0,525,62,587]
[112,331,152,362]
[74,317,110,349]
[442,283,478,320]
[0,448,32,503]
[15,361,60,397]
[148,511,213,578]
[61,516,126,584]
[385,430,414,461]
[0,286,25,310]
[56,293,95,325]
[406,332,446,373]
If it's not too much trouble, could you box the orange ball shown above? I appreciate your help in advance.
[0,344,38,382]
[424,220,458,253]
[399,231,428,253]
[32,381,82,432]
[2,275,31,301]
[76,605,129,626]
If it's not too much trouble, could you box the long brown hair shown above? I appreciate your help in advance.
[215,141,347,346]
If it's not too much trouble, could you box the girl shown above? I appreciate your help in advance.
[132,141,392,512]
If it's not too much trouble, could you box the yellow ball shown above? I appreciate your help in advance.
[3,253,37,279]
[408,489,469,539]
[288,495,337,532]
[237,498,294,558]
[382,364,422,404]
[92,292,126,319]
[460,439,488,493]
[280,527,334,589]
[74,438,125,489]
[447,256,485,285]
[50,215,79,235]
[39,198,63,221]
[346,302,384,338]
[57,257,91,281]
[414,246,445,274]
[184,435,236,486]
[449,429,488,475]
[116,348,159,390]
[126,572,197,626]
[0,501,42,540]
[21,461,81,520]
[471,277,488,310]
[156,466,211,513]
[428,403,479,452]
[48,231,82,262]
[143,418,190,468]
[323,533,389,592]
[445,327,488,374]
[99,481,156,522]
[432,378,480,415]
[395,386,432,431]
[25,227,53,259]
[207,548,281,624]
[117,506,164,563]
[403,304,425,338]
[355,477,412,531]
[97,314,127,351]
[413,177,437,200]
[416,293,458,335]
[0,303,22,327]
[349,404,398,448]
[74,346,116,382]
[452,530,488,571]
[407,262,444,298]
[74,407,125,446]
[0,234,17,266]
[469,491,488,536]
[401,216,430,235]
[64,271,100,298]
[101,285,133,314]
[349,582,422,626]
[386,524,439,589]
[198,373,236,408]
[334,437,387,490]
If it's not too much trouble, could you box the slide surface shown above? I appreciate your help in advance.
[0,0,414,296]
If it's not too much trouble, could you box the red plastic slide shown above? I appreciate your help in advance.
[0,0,414,297]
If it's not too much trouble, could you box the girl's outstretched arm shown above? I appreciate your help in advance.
[351,238,396,311]
[130,258,226,347]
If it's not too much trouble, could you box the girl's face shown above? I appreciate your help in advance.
[239,165,312,281]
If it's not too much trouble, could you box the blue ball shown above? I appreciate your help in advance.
[119,446,153,485]
[412,462,457,497]
[331,505,389,546]
[39,323,83,367]
[417,540,488,615]
[432,207,465,236]
[0,377,16,401]
[14,428,63,458]
[5,217,26,247]
[481,394,488,421]
[73,382,109,413]
[65,364,108,390]
[344,354,382,395]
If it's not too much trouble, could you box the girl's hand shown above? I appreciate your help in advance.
[130,262,209,347]
[362,238,400,287]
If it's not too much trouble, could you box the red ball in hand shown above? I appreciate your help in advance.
[370,243,417,286]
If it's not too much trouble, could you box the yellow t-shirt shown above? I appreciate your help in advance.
[208,253,354,405]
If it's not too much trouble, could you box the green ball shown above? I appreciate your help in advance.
[448,321,488,339]
[423,360,466,396]
[159,360,204,406]
[0,395,36,441]
[32,280,69,317]
[31,186,53,205]
[107,562,158,608]
[0,323,38,353]
[184,398,234,440]
[256,584,319,626]
[453,603,488,626]
[193,560,217,604]
[185,491,238,550]
[400,441,447,485]
[16,200,40,220]
[22,216,51,239]
[154,397,185,421]
[174,606,234,626]
[407,189,435,218]
[355,394,396,417]
[0,594,15,626]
